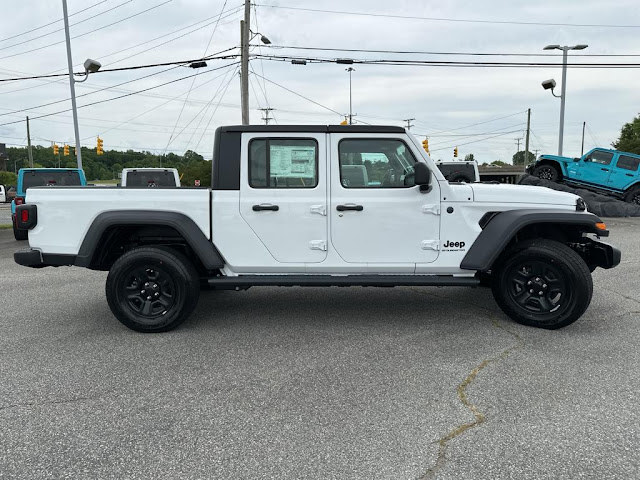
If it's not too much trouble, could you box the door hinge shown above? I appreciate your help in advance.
[310,204,327,216]
[309,240,327,251]
[421,240,440,251]
[422,204,441,215]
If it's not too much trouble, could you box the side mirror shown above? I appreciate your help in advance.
[584,156,591,162]
[573,157,581,162]
[414,162,431,190]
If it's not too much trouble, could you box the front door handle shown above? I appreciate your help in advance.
[601,168,609,172]
[626,173,634,177]
[252,204,279,211]
[336,204,363,212]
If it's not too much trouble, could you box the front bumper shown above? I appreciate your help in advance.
[14,248,76,268]
[584,240,621,269]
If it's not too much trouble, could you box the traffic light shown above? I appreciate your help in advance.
[96,136,104,155]
[63,144,69,156]
[454,146,458,157]
[53,144,59,155]
[422,138,429,153]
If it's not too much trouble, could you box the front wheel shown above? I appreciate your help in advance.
[106,247,200,332]
[491,239,592,329]
[623,185,640,205]
[532,164,560,182]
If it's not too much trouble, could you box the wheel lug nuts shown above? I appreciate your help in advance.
[543,284,547,288]
[529,289,534,293]
[147,296,152,300]
[539,291,544,296]
[140,290,145,294]
[527,281,532,285]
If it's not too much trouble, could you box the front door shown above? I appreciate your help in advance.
[240,133,328,263]
[329,134,440,268]
[580,150,615,187]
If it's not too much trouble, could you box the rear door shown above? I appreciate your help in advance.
[606,153,640,191]
[239,133,328,263]
[329,134,440,269]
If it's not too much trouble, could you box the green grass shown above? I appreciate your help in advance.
[0,224,12,230]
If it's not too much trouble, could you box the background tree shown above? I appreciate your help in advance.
[0,171,17,186]
[612,114,640,154]
[512,151,536,165]
[490,160,508,167]
[464,153,475,162]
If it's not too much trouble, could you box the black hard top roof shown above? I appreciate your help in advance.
[218,125,406,134]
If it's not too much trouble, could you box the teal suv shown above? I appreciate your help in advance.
[527,148,640,205]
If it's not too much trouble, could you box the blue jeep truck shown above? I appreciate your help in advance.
[527,148,640,205]
[11,168,86,240]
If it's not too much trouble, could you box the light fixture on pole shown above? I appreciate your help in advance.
[541,44,588,156]
[62,0,102,171]
[346,67,355,125]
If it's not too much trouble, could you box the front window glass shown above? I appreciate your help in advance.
[589,151,613,165]
[339,139,418,188]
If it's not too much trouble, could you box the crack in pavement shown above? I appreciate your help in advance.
[409,288,524,480]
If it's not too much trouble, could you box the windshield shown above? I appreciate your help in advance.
[22,171,82,190]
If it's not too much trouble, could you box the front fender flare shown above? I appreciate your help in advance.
[460,209,606,271]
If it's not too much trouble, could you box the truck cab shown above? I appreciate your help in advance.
[11,168,86,240]
[529,148,640,204]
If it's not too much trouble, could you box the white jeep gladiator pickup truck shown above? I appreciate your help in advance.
[14,125,620,332]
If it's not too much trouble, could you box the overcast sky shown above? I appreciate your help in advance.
[1,0,639,163]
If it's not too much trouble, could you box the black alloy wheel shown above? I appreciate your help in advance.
[532,165,559,182]
[492,239,592,329]
[106,247,200,332]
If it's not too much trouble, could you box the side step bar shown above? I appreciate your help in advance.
[207,274,480,289]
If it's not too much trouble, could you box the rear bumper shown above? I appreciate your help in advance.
[14,248,77,268]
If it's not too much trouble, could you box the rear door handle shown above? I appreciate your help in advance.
[252,204,279,211]
[601,168,609,172]
[336,204,363,212]
[626,173,634,177]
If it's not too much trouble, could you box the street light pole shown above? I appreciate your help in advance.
[346,67,355,125]
[62,0,83,170]
[542,44,587,156]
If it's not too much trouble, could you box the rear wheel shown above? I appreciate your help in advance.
[106,247,200,332]
[623,185,640,205]
[491,239,592,329]
[532,164,560,182]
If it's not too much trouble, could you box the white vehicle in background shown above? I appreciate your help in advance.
[435,158,480,183]
[0,184,6,203]
[121,168,181,187]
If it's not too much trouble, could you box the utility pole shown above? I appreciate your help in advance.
[62,0,83,170]
[581,121,586,156]
[26,116,33,168]
[524,108,531,167]
[240,0,251,125]
[259,107,275,125]
[403,118,415,130]
[346,67,355,124]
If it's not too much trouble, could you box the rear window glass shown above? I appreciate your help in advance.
[616,155,640,171]
[22,171,82,190]
[125,171,177,187]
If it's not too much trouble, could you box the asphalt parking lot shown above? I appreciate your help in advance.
[1,220,638,479]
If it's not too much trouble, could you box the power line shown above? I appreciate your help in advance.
[261,44,640,58]
[421,123,527,138]
[428,111,527,135]
[0,61,241,127]
[0,0,174,61]
[0,0,109,43]
[255,4,640,29]
[0,0,133,53]
[431,130,524,152]
[252,53,640,68]
[250,72,343,117]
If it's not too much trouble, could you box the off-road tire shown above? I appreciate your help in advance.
[532,164,560,182]
[106,247,200,332]
[13,221,27,241]
[623,185,640,205]
[491,239,592,329]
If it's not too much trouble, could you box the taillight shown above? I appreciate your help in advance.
[15,197,24,206]
[21,209,29,222]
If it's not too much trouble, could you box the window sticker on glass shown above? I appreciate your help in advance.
[270,145,316,178]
